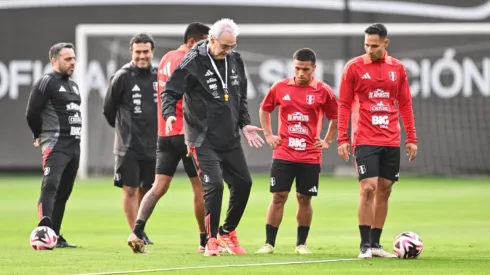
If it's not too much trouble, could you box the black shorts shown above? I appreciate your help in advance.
[114,153,155,189]
[354,145,400,182]
[269,159,321,196]
[155,135,197,178]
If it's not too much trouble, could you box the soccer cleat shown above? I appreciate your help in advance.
[38,216,52,228]
[56,235,77,248]
[358,244,372,259]
[127,233,148,253]
[218,230,247,255]
[204,237,220,256]
[255,243,275,254]
[295,245,312,254]
[197,245,205,253]
[142,232,153,245]
[371,243,397,258]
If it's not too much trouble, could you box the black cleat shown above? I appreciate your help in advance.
[142,232,153,245]
[56,235,77,248]
[38,216,52,228]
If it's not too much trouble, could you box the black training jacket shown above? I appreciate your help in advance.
[103,62,158,159]
[161,40,251,149]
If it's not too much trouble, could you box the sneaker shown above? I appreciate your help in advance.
[218,229,247,255]
[255,243,275,254]
[38,216,52,228]
[142,232,154,245]
[371,243,397,258]
[197,245,205,253]
[204,237,220,256]
[127,233,147,253]
[295,245,312,254]
[358,243,372,259]
[56,235,77,248]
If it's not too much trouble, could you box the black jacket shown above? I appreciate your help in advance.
[161,40,251,149]
[103,62,158,159]
[26,71,82,152]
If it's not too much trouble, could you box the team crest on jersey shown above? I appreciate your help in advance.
[153,82,158,91]
[306,95,315,105]
[388,71,396,81]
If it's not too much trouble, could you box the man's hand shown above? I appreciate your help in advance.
[314,137,330,150]
[242,125,265,148]
[33,138,40,147]
[186,145,192,157]
[337,143,351,161]
[265,134,281,150]
[406,143,418,162]
[165,116,177,135]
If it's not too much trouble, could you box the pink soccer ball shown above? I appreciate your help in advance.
[30,226,57,250]
[393,231,423,259]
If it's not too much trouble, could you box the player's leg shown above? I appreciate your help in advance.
[182,155,206,252]
[51,152,79,248]
[138,158,156,245]
[113,154,140,232]
[371,146,400,258]
[293,162,320,254]
[355,145,382,258]
[189,144,223,256]
[128,137,181,253]
[218,145,253,255]
[37,149,70,229]
[256,160,294,254]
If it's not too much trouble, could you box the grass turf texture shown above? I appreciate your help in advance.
[0,175,489,274]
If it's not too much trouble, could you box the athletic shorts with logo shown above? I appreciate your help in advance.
[114,151,155,189]
[155,135,197,178]
[354,145,400,182]
[269,159,321,196]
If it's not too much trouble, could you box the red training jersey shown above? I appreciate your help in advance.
[157,45,189,137]
[337,53,417,150]
[260,77,338,164]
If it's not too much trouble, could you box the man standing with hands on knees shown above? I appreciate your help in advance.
[161,18,264,257]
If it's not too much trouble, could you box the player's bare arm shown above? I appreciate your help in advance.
[315,119,337,149]
[259,108,281,149]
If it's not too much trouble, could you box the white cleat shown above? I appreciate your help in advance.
[372,246,398,258]
[358,247,372,259]
[255,243,275,254]
[295,245,313,255]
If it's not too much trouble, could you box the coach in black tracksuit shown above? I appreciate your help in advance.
[161,21,264,252]
[26,42,80,248]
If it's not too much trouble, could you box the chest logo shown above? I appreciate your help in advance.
[389,71,396,81]
[306,95,315,105]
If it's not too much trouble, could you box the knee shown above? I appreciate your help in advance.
[377,183,393,199]
[296,193,311,206]
[359,179,377,201]
[41,176,60,194]
[123,186,139,197]
[272,192,288,206]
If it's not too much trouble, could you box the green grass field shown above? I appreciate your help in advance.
[1,175,489,275]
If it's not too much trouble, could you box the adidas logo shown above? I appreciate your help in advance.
[361,73,371,79]
[205,70,214,77]
[308,186,318,193]
[282,94,291,101]
[132,84,140,92]
[59,86,66,92]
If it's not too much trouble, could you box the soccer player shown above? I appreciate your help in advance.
[26,42,81,248]
[103,33,158,245]
[337,23,418,258]
[127,23,210,254]
[161,18,265,256]
[256,48,339,254]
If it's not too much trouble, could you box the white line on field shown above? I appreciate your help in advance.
[69,258,359,275]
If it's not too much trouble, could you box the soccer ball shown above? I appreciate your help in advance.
[30,226,58,250]
[393,231,423,259]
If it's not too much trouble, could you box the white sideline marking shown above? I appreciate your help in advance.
[69,258,359,275]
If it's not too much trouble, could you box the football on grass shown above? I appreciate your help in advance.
[30,226,57,250]
[393,231,423,259]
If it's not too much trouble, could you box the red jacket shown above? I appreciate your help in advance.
[337,53,417,150]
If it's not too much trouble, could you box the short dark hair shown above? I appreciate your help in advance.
[184,22,210,43]
[293,48,316,64]
[49,42,74,60]
[129,33,155,50]
[365,23,388,39]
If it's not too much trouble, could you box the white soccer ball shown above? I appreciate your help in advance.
[393,231,423,259]
[30,226,58,250]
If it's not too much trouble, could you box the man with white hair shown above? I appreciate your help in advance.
[162,18,264,256]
